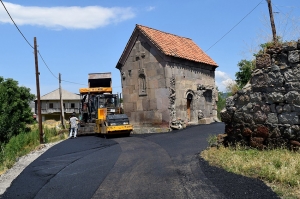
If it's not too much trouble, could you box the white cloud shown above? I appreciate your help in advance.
[146,6,155,11]
[0,2,135,29]
[215,70,236,92]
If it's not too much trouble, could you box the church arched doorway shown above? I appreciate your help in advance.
[187,93,193,122]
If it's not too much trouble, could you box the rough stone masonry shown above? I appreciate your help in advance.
[220,39,300,150]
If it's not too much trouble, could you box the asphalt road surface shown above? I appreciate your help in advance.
[1,123,279,199]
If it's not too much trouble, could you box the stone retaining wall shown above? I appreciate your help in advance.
[220,39,300,150]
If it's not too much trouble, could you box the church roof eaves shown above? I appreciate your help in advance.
[136,24,218,67]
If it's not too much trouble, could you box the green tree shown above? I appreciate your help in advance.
[235,59,255,88]
[0,77,35,144]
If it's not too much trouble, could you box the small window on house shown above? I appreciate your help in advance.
[71,103,75,108]
[49,103,53,108]
[63,103,66,108]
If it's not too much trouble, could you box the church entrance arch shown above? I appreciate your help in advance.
[186,92,194,122]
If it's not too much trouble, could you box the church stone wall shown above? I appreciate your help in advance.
[164,60,217,124]
[220,40,300,150]
[120,37,170,133]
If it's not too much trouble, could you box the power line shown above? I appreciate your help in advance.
[38,52,89,86]
[273,3,295,21]
[0,0,34,49]
[0,0,88,87]
[61,79,87,86]
[205,0,264,52]
[38,51,58,79]
[0,0,125,90]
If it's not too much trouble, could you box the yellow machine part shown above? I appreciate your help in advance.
[79,87,112,94]
[98,108,107,120]
[94,119,133,134]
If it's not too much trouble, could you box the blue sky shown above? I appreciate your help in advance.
[1,0,300,96]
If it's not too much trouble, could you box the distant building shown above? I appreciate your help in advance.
[34,88,80,122]
[116,24,219,133]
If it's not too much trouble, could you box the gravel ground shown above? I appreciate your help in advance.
[0,141,63,195]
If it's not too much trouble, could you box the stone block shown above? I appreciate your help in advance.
[158,78,166,88]
[276,105,283,114]
[278,113,299,125]
[237,95,250,105]
[288,50,300,63]
[251,72,269,90]
[161,110,170,123]
[284,69,298,82]
[147,66,157,77]
[233,112,244,123]
[269,72,284,86]
[130,93,138,102]
[285,91,300,105]
[243,113,254,124]
[283,104,291,112]
[267,113,278,124]
[149,99,157,110]
[220,109,232,123]
[285,82,300,91]
[242,127,252,137]
[148,78,158,89]
[136,100,143,111]
[142,99,150,110]
[282,41,298,51]
[143,111,154,122]
[156,67,164,76]
[124,102,136,113]
[270,104,276,113]
[254,125,269,138]
[198,118,212,124]
[253,111,267,124]
[250,92,262,102]
[225,124,234,135]
[277,52,288,66]
[267,92,284,103]
[256,54,271,69]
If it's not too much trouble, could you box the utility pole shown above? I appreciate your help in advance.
[267,0,277,43]
[34,37,44,144]
[59,73,66,129]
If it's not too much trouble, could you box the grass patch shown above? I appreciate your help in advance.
[0,123,69,175]
[201,145,300,199]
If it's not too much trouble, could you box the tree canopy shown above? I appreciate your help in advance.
[235,59,255,89]
[0,77,35,144]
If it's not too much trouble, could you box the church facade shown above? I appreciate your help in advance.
[116,24,218,133]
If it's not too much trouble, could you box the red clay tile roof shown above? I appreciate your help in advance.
[136,24,218,67]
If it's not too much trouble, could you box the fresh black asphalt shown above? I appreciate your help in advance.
[1,123,280,199]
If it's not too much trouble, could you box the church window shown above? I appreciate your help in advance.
[139,74,147,96]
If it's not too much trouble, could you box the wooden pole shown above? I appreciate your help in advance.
[59,73,65,129]
[34,37,44,144]
[267,0,277,43]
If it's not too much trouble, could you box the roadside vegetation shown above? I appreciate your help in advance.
[0,76,69,175]
[0,123,69,175]
[201,142,300,199]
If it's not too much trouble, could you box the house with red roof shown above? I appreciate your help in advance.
[116,24,218,133]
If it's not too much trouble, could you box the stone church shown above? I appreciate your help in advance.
[116,24,218,133]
